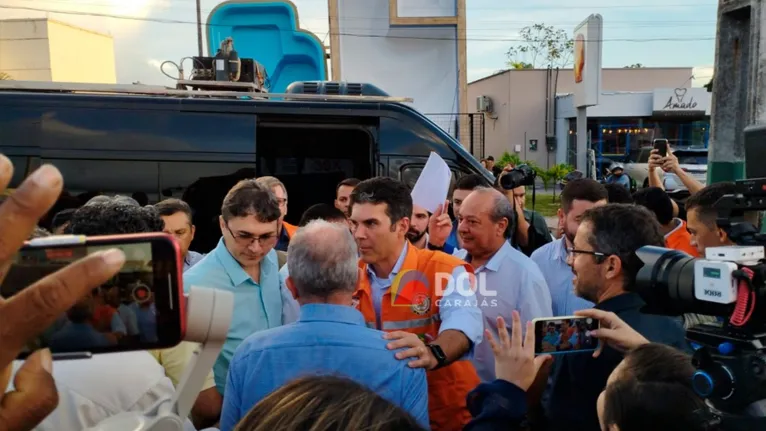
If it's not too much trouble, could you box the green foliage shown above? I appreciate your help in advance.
[0,71,11,80]
[704,77,713,92]
[624,63,644,68]
[506,23,574,69]
[508,61,534,69]
[496,151,522,169]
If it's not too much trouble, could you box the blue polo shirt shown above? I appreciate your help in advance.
[183,238,299,394]
[220,304,429,431]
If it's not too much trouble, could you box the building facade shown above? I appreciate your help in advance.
[0,18,116,84]
[467,67,697,168]
[556,87,711,167]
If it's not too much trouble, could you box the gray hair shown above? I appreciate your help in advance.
[256,176,287,198]
[472,186,515,239]
[287,219,359,298]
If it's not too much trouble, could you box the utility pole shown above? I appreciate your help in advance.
[708,0,765,183]
[196,0,204,57]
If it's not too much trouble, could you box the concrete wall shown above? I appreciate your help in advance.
[333,0,459,116]
[0,19,52,81]
[468,67,693,167]
[0,18,115,84]
[47,20,116,84]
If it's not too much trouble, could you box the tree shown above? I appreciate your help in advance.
[506,23,574,69]
[0,72,11,80]
[624,63,644,68]
[508,61,533,69]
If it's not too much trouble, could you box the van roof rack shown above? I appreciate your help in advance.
[0,80,414,103]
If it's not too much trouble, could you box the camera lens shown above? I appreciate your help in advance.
[635,246,725,317]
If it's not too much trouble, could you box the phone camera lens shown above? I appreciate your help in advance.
[586,318,592,324]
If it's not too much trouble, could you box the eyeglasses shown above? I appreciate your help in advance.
[567,247,608,262]
[225,223,277,246]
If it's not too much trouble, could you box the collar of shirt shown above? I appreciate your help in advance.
[594,292,646,314]
[184,250,204,267]
[664,218,686,239]
[552,237,568,263]
[365,241,409,284]
[464,241,513,273]
[213,237,277,286]
[275,225,290,251]
[298,303,366,326]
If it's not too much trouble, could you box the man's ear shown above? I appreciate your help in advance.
[190,225,196,239]
[218,215,225,233]
[717,227,729,244]
[286,277,298,300]
[604,255,623,281]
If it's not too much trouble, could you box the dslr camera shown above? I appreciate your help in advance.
[499,164,536,190]
[634,178,766,425]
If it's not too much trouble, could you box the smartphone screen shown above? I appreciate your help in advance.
[2,234,184,359]
[653,139,669,157]
[534,316,600,355]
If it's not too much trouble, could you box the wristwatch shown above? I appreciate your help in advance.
[427,343,448,370]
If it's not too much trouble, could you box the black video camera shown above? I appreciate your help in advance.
[633,178,766,422]
[499,164,537,190]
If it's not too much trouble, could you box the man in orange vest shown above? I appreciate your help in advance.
[256,176,297,251]
[348,177,483,431]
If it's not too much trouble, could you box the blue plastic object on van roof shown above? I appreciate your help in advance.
[206,1,327,93]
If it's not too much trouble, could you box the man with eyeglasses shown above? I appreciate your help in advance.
[544,204,688,431]
[530,179,608,316]
[184,179,300,396]
[256,176,296,252]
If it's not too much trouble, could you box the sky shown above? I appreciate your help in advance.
[1,0,717,87]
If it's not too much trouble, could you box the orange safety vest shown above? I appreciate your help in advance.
[666,219,700,257]
[354,246,481,431]
[282,221,298,238]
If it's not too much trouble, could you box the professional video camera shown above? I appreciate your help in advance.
[498,164,537,190]
[634,177,766,427]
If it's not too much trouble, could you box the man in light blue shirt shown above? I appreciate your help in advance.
[530,178,608,316]
[221,220,429,431]
[184,179,299,395]
[451,187,552,382]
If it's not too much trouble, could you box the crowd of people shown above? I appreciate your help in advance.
[0,145,749,431]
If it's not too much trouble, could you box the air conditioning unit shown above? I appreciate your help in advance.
[476,95,492,113]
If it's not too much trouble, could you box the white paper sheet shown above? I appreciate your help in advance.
[410,152,451,213]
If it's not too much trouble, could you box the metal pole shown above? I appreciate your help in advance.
[196,0,204,57]
[576,107,588,172]
[469,114,475,156]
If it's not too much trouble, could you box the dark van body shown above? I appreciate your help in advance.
[0,84,492,253]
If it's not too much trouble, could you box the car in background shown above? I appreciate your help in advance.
[662,147,708,191]
[623,146,708,190]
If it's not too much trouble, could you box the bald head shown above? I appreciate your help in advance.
[458,187,514,255]
[287,219,359,299]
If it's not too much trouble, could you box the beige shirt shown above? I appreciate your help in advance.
[149,342,215,390]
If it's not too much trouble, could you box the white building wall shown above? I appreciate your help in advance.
[336,0,459,116]
[397,0,456,17]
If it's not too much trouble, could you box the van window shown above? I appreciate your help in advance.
[40,108,256,154]
[8,156,33,188]
[159,161,256,253]
[41,158,161,204]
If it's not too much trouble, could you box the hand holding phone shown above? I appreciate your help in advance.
[574,309,649,357]
[653,139,669,157]
[3,233,185,359]
[486,311,552,391]
[533,316,600,355]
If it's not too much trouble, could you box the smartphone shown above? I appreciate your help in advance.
[3,233,185,359]
[653,139,669,157]
[533,316,600,355]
